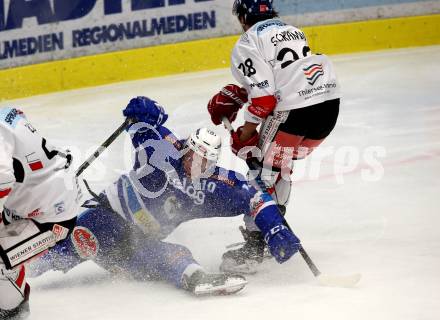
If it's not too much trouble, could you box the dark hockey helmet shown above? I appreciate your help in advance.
[232,0,274,19]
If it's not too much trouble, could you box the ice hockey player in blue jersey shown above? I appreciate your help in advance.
[30,96,301,295]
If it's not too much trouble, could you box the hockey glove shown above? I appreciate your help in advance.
[254,203,301,264]
[123,96,168,128]
[207,84,248,125]
[231,126,259,160]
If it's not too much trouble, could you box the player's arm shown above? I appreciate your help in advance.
[122,96,169,148]
[0,126,15,213]
[122,97,183,198]
[202,170,255,217]
[230,38,277,125]
[207,38,277,157]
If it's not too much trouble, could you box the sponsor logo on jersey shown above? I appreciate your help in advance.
[52,224,69,241]
[164,134,183,150]
[168,176,216,206]
[6,230,56,268]
[27,208,42,218]
[256,20,286,34]
[71,226,99,259]
[303,64,324,85]
[133,209,161,236]
[271,30,306,47]
[250,192,265,217]
[298,82,337,100]
[2,108,23,128]
[54,202,66,215]
[210,175,236,187]
[2,207,22,224]
[25,123,37,133]
[250,80,269,89]
[250,191,274,217]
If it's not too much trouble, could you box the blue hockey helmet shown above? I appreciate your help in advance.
[232,0,275,18]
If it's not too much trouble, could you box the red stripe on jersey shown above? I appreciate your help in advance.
[15,265,26,289]
[29,161,44,171]
[0,188,12,198]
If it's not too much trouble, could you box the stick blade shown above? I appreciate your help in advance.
[317,273,362,288]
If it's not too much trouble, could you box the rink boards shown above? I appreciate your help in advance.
[0,13,439,101]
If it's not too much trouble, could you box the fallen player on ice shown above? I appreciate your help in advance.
[28,96,302,296]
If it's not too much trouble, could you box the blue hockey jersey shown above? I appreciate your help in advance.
[103,124,257,239]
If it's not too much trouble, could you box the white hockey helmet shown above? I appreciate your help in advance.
[186,128,222,162]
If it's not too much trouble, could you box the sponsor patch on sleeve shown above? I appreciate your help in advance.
[71,226,99,260]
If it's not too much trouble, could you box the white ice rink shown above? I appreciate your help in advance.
[1,45,440,320]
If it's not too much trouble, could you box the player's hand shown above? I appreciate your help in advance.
[231,126,259,159]
[264,224,301,264]
[253,201,301,264]
[207,84,248,125]
[123,96,168,127]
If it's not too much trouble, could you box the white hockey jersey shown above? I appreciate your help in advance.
[0,108,81,225]
[231,19,341,123]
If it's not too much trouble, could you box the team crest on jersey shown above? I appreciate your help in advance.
[303,64,324,85]
[71,227,99,259]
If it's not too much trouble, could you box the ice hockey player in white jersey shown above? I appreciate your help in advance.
[0,108,81,319]
[207,0,341,272]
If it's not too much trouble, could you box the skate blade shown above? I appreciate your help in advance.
[219,259,259,275]
[318,273,362,288]
[194,277,248,296]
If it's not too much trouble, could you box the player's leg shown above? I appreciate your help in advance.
[0,263,30,319]
[220,111,298,273]
[113,237,247,296]
[220,214,266,274]
[28,190,138,277]
[59,195,248,296]
[0,211,77,318]
[222,100,340,274]
[294,98,340,156]
[0,219,33,319]
[27,206,108,277]
[259,98,340,203]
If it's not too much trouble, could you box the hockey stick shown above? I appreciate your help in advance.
[221,115,361,288]
[75,118,131,177]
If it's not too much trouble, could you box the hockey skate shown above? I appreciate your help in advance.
[182,270,247,296]
[220,227,268,275]
[0,284,30,320]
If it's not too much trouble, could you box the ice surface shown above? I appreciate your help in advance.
[1,46,439,320]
